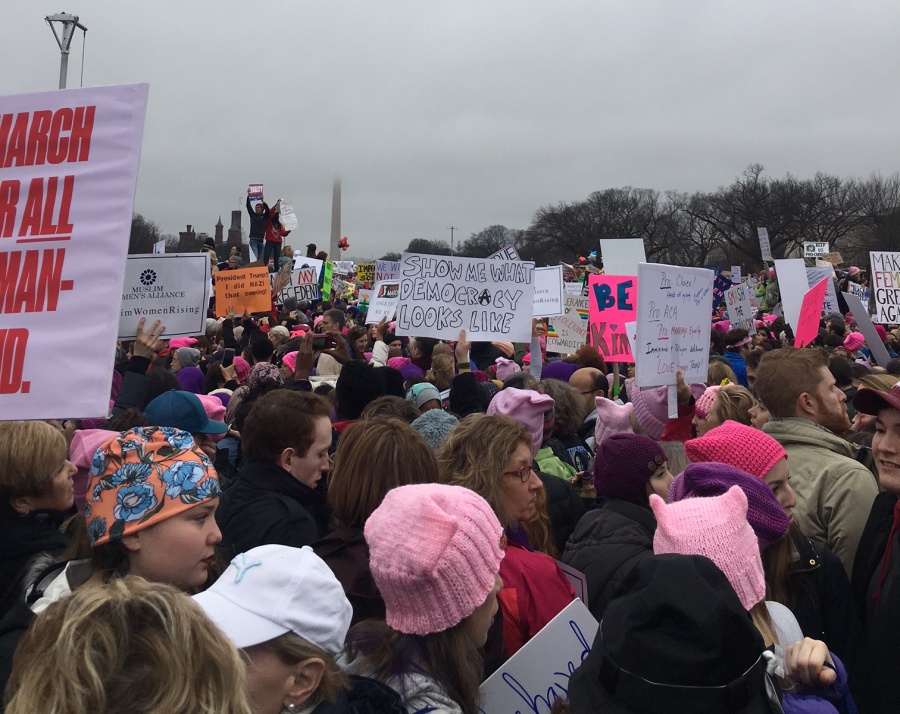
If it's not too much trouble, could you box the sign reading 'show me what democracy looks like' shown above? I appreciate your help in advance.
[0,84,149,419]
[118,253,210,339]
[635,263,714,388]
[588,274,637,363]
[395,253,534,341]
[547,295,589,355]
[214,266,271,317]
[870,251,900,324]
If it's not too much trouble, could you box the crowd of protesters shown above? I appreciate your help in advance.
[1,255,899,714]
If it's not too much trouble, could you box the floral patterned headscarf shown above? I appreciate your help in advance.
[84,427,221,547]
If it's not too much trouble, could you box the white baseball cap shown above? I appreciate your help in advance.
[193,545,352,654]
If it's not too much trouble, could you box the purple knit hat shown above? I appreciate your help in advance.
[541,361,580,383]
[626,379,705,440]
[176,365,206,394]
[594,433,666,506]
[486,387,554,458]
[365,484,505,635]
[399,363,425,382]
[669,462,789,549]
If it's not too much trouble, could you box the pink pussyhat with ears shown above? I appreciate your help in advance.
[594,396,634,446]
[196,394,229,443]
[487,387,554,458]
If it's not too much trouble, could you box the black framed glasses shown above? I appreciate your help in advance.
[502,464,534,483]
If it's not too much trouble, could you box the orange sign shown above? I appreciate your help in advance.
[215,267,271,317]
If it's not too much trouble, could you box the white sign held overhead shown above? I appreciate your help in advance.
[375,259,400,282]
[805,267,839,316]
[634,263,714,389]
[119,254,210,340]
[731,265,741,284]
[774,259,811,332]
[332,260,354,275]
[803,241,829,258]
[563,281,583,295]
[870,251,900,324]
[546,296,589,355]
[599,238,646,277]
[0,83,149,419]
[479,599,599,714]
[488,244,521,261]
[724,283,756,335]
[292,254,324,279]
[279,202,298,232]
[757,227,773,262]
[276,268,320,304]
[365,281,400,325]
[533,265,564,317]
[395,253,535,341]
[152,239,166,254]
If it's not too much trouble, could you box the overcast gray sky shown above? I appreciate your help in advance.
[3,1,899,257]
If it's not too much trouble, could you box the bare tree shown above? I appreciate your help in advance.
[128,213,163,254]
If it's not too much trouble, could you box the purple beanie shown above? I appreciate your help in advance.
[399,363,425,382]
[669,462,790,549]
[487,387,554,458]
[540,361,580,383]
[594,433,666,506]
[176,365,206,394]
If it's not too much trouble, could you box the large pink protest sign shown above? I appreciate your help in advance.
[794,278,828,348]
[588,274,637,363]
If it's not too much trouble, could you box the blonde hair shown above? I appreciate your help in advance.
[437,414,531,527]
[5,577,252,714]
[712,384,757,426]
[858,373,899,392]
[0,421,67,515]
[707,361,737,387]
[425,354,455,391]
[247,632,349,704]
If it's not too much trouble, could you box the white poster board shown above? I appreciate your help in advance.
[0,83,148,419]
[333,260,354,275]
[757,227,773,262]
[803,241,829,258]
[634,263,714,388]
[599,238,646,277]
[849,283,870,303]
[774,259,809,332]
[118,253,210,339]
[395,253,534,341]
[724,283,757,335]
[547,296,589,355]
[479,599,598,714]
[563,282,583,295]
[365,281,400,324]
[152,239,166,254]
[279,201,298,232]
[843,292,892,367]
[533,265,564,317]
[277,268,320,303]
[375,259,400,282]
[730,265,741,284]
[870,251,900,324]
[292,253,324,279]
[488,244,521,261]
[805,266,839,316]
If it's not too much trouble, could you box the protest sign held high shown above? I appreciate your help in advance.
[276,268,320,304]
[794,279,828,348]
[547,295,589,355]
[724,283,756,335]
[118,253,210,339]
[214,266,271,317]
[356,262,375,283]
[757,227,773,261]
[366,280,400,324]
[599,238,645,277]
[487,244,520,261]
[870,251,900,324]
[533,265,564,317]
[395,253,534,341]
[635,263,713,388]
[375,259,400,282]
[587,274,636,363]
[0,83,148,419]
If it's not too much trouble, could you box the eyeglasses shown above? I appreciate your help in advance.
[502,464,534,483]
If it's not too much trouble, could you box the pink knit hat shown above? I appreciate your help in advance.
[875,324,888,343]
[627,379,706,441]
[844,332,865,352]
[282,351,298,373]
[487,387,554,457]
[495,357,521,382]
[685,420,786,479]
[694,386,721,420]
[69,429,119,512]
[168,337,198,349]
[650,486,766,611]
[711,320,731,333]
[365,484,505,635]
[196,394,229,443]
[594,396,634,446]
[233,356,250,382]
[387,357,411,370]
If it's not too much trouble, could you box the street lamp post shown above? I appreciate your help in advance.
[45,12,87,89]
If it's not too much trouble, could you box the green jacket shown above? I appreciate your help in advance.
[763,418,878,577]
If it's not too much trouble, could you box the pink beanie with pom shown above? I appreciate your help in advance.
[487,387,554,457]
[650,486,766,611]
[365,483,505,636]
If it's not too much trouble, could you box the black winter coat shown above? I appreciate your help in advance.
[537,471,585,555]
[561,499,655,621]
[216,461,331,558]
[850,491,900,714]
[0,511,69,619]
